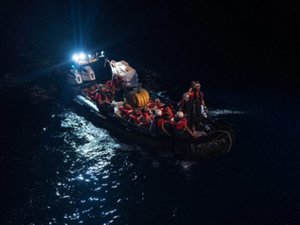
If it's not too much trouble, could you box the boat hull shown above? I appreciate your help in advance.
[72,94,235,161]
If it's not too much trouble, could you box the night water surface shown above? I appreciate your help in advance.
[0,74,298,225]
[1,1,299,224]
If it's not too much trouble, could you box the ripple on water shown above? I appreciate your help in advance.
[47,111,131,224]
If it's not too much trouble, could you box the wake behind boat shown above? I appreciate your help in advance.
[67,51,234,160]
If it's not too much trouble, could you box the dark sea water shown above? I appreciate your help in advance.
[1,1,299,224]
[0,62,299,225]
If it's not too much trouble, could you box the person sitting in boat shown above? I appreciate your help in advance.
[97,85,113,104]
[139,108,152,127]
[162,112,175,137]
[162,105,175,121]
[174,111,198,139]
[146,99,155,110]
[84,84,105,106]
[112,74,124,90]
[105,80,116,100]
[94,90,104,105]
[119,103,133,120]
[106,80,115,92]
[150,109,173,136]
[154,98,164,110]
[85,84,99,99]
[151,109,163,130]
[129,108,144,124]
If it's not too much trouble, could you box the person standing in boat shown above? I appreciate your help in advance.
[188,81,208,131]
[177,92,193,128]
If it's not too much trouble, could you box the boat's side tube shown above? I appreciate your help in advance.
[75,95,100,113]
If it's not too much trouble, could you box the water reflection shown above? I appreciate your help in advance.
[209,109,245,117]
[38,109,244,224]
[53,111,125,224]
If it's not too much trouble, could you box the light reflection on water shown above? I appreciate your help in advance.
[209,109,245,117]
[31,109,245,225]
[51,111,132,224]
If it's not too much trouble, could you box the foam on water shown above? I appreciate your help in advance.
[209,109,245,117]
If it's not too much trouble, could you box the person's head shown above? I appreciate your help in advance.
[183,93,190,101]
[106,80,114,87]
[100,84,107,91]
[155,98,161,104]
[163,105,169,111]
[97,84,103,91]
[176,111,184,119]
[124,103,132,110]
[155,109,162,117]
[192,82,201,91]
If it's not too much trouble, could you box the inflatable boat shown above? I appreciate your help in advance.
[67,52,234,160]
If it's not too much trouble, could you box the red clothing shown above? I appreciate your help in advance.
[175,118,188,130]
[95,92,103,105]
[129,113,143,124]
[156,117,164,128]
[163,106,174,119]
[106,80,114,88]
[147,100,155,109]
[140,112,151,126]
[119,107,133,119]
[189,91,204,101]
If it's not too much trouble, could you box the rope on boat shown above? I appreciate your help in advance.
[208,130,233,153]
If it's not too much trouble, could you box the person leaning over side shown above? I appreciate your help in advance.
[174,111,198,139]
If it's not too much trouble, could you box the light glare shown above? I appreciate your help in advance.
[79,53,86,60]
[72,54,79,61]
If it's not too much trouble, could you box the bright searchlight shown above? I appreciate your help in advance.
[79,53,86,60]
[72,54,79,62]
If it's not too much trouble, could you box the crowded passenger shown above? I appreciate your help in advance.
[152,109,163,129]
[84,76,211,139]
[98,85,113,104]
[139,108,152,127]
[119,103,133,120]
[154,98,164,110]
[129,109,143,124]
[162,105,174,121]
[174,111,198,139]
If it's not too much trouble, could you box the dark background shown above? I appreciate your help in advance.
[1,0,299,91]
